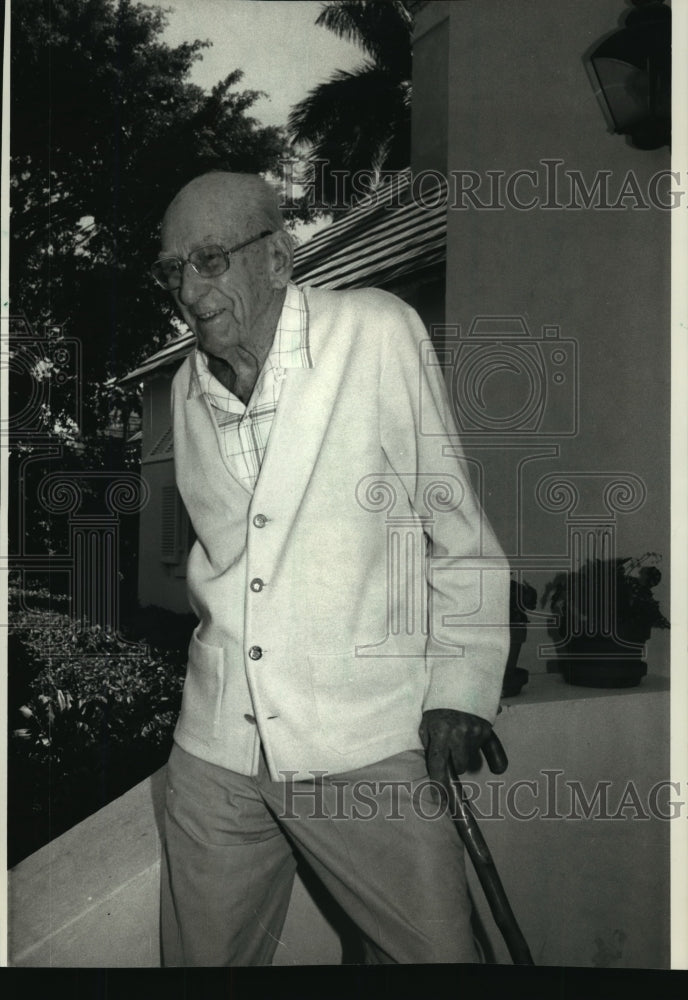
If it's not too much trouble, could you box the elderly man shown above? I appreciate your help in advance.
[154,171,510,966]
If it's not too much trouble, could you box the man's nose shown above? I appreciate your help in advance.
[176,262,208,306]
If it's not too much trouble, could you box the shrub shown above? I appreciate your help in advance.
[14,628,186,756]
[8,594,189,866]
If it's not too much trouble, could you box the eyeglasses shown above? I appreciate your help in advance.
[151,230,274,291]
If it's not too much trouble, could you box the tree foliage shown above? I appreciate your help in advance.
[288,0,413,206]
[10,0,291,435]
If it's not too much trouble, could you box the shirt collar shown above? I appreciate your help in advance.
[186,281,312,401]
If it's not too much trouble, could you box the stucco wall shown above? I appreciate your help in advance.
[410,0,672,969]
[433,0,671,676]
[411,0,450,176]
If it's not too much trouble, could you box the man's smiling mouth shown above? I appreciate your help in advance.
[196,308,225,321]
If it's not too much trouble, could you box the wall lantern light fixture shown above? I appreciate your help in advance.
[590,0,671,150]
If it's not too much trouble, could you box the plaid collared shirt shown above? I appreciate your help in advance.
[188,282,313,491]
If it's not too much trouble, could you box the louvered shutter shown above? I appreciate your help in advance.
[160,484,182,564]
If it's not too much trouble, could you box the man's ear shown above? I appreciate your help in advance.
[268,231,294,289]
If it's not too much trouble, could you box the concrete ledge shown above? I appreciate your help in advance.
[8,765,343,967]
[9,677,670,968]
[471,678,671,968]
[9,768,166,967]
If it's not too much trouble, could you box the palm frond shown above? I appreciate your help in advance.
[288,65,410,204]
[315,1,413,75]
[288,2,414,205]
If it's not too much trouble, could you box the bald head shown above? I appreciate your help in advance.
[157,171,293,367]
[162,172,284,246]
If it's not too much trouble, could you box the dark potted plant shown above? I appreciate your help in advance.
[541,553,669,688]
[502,577,537,697]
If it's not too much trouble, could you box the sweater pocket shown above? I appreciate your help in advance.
[176,629,224,746]
[307,652,425,754]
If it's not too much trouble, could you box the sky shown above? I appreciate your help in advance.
[143,0,366,238]
[146,0,364,130]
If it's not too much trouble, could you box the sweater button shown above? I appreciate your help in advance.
[250,578,264,593]
[248,645,263,660]
[253,514,268,528]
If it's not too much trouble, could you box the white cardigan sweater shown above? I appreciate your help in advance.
[171,285,510,781]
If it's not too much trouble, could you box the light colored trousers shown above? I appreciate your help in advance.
[161,742,478,966]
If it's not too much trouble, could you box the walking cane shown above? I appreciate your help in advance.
[442,731,534,966]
